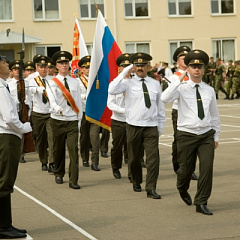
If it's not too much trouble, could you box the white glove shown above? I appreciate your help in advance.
[22,122,32,133]
[53,105,63,115]
[37,86,45,95]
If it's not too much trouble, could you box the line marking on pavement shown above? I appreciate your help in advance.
[220,115,240,119]
[221,124,240,128]
[14,186,98,240]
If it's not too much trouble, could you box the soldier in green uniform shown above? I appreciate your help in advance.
[214,58,228,99]
[226,60,235,99]
[206,57,216,87]
[231,60,240,99]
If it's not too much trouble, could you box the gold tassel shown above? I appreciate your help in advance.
[96,80,99,89]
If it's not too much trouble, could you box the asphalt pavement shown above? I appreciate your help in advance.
[12,93,240,240]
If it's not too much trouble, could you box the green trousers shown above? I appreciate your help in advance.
[0,134,21,197]
[176,129,215,205]
[127,124,159,191]
[50,118,79,184]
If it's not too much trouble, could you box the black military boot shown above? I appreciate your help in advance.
[235,92,240,99]
[230,94,234,100]
[216,94,218,99]
[224,94,229,100]
[0,194,27,239]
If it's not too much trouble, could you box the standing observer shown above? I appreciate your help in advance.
[46,51,82,189]
[0,55,32,239]
[161,50,220,215]
[109,52,165,199]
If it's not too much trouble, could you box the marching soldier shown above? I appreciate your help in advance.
[46,51,82,189]
[231,60,240,99]
[0,55,32,239]
[214,58,228,99]
[226,60,235,99]
[28,55,54,172]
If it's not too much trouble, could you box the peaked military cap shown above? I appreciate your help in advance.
[24,61,35,70]
[9,60,21,70]
[184,49,209,66]
[34,56,52,66]
[78,55,91,68]
[52,51,72,64]
[47,61,56,68]
[33,54,43,64]
[116,53,131,67]
[173,46,191,62]
[130,52,152,65]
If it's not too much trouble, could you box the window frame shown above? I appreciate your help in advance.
[167,0,193,18]
[79,0,105,19]
[35,45,61,58]
[0,0,13,22]
[211,38,235,62]
[210,0,235,16]
[32,0,60,22]
[125,42,151,54]
[168,40,193,65]
[124,0,150,19]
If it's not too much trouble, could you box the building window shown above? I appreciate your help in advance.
[80,0,104,19]
[86,44,93,55]
[169,41,193,65]
[33,0,60,21]
[124,0,149,17]
[35,46,61,58]
[125,42,150,54]
[211,0,234,15]
[0,0,12,21]
[168,0,192,16]
[212,39,235,62]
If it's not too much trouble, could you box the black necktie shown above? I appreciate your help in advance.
[141,79,151,108]
[6,84,10,93]
[195,84,205,120]
[42,78,47,104]
[64,77,70,106]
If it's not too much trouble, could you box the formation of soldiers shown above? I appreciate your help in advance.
[203,57,240,100]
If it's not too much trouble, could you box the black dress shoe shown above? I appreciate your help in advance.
[196,204,213,215]
[147,189,161,199]
[91,163,100,171]
[141,161,146,168]
[55,176,63,184]
[42,163,48,171]
[83,161,90,167]
[191,172,199,180]
[113,170,121,179]
[11,225,27,233]
[133,184,142,192]
[69,183,81,189]
[179,191,192,205]
[48,163,54,173]
[19,157,26,163]
[101,152,109,158]
[0,227,27,239]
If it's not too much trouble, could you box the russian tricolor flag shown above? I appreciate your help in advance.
[85,10,122,130]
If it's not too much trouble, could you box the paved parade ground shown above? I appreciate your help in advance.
[13,94,240,240]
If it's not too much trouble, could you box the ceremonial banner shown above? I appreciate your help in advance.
[85,10,122,130]
[71,18,88,78]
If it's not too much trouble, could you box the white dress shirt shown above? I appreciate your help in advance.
[161,78,220,141]
[77,75,88,112]
[0,78,31,139]
[29,75,50,114]
[108,73,166,136]
[46,74,82,122]
[107,93,126,122]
